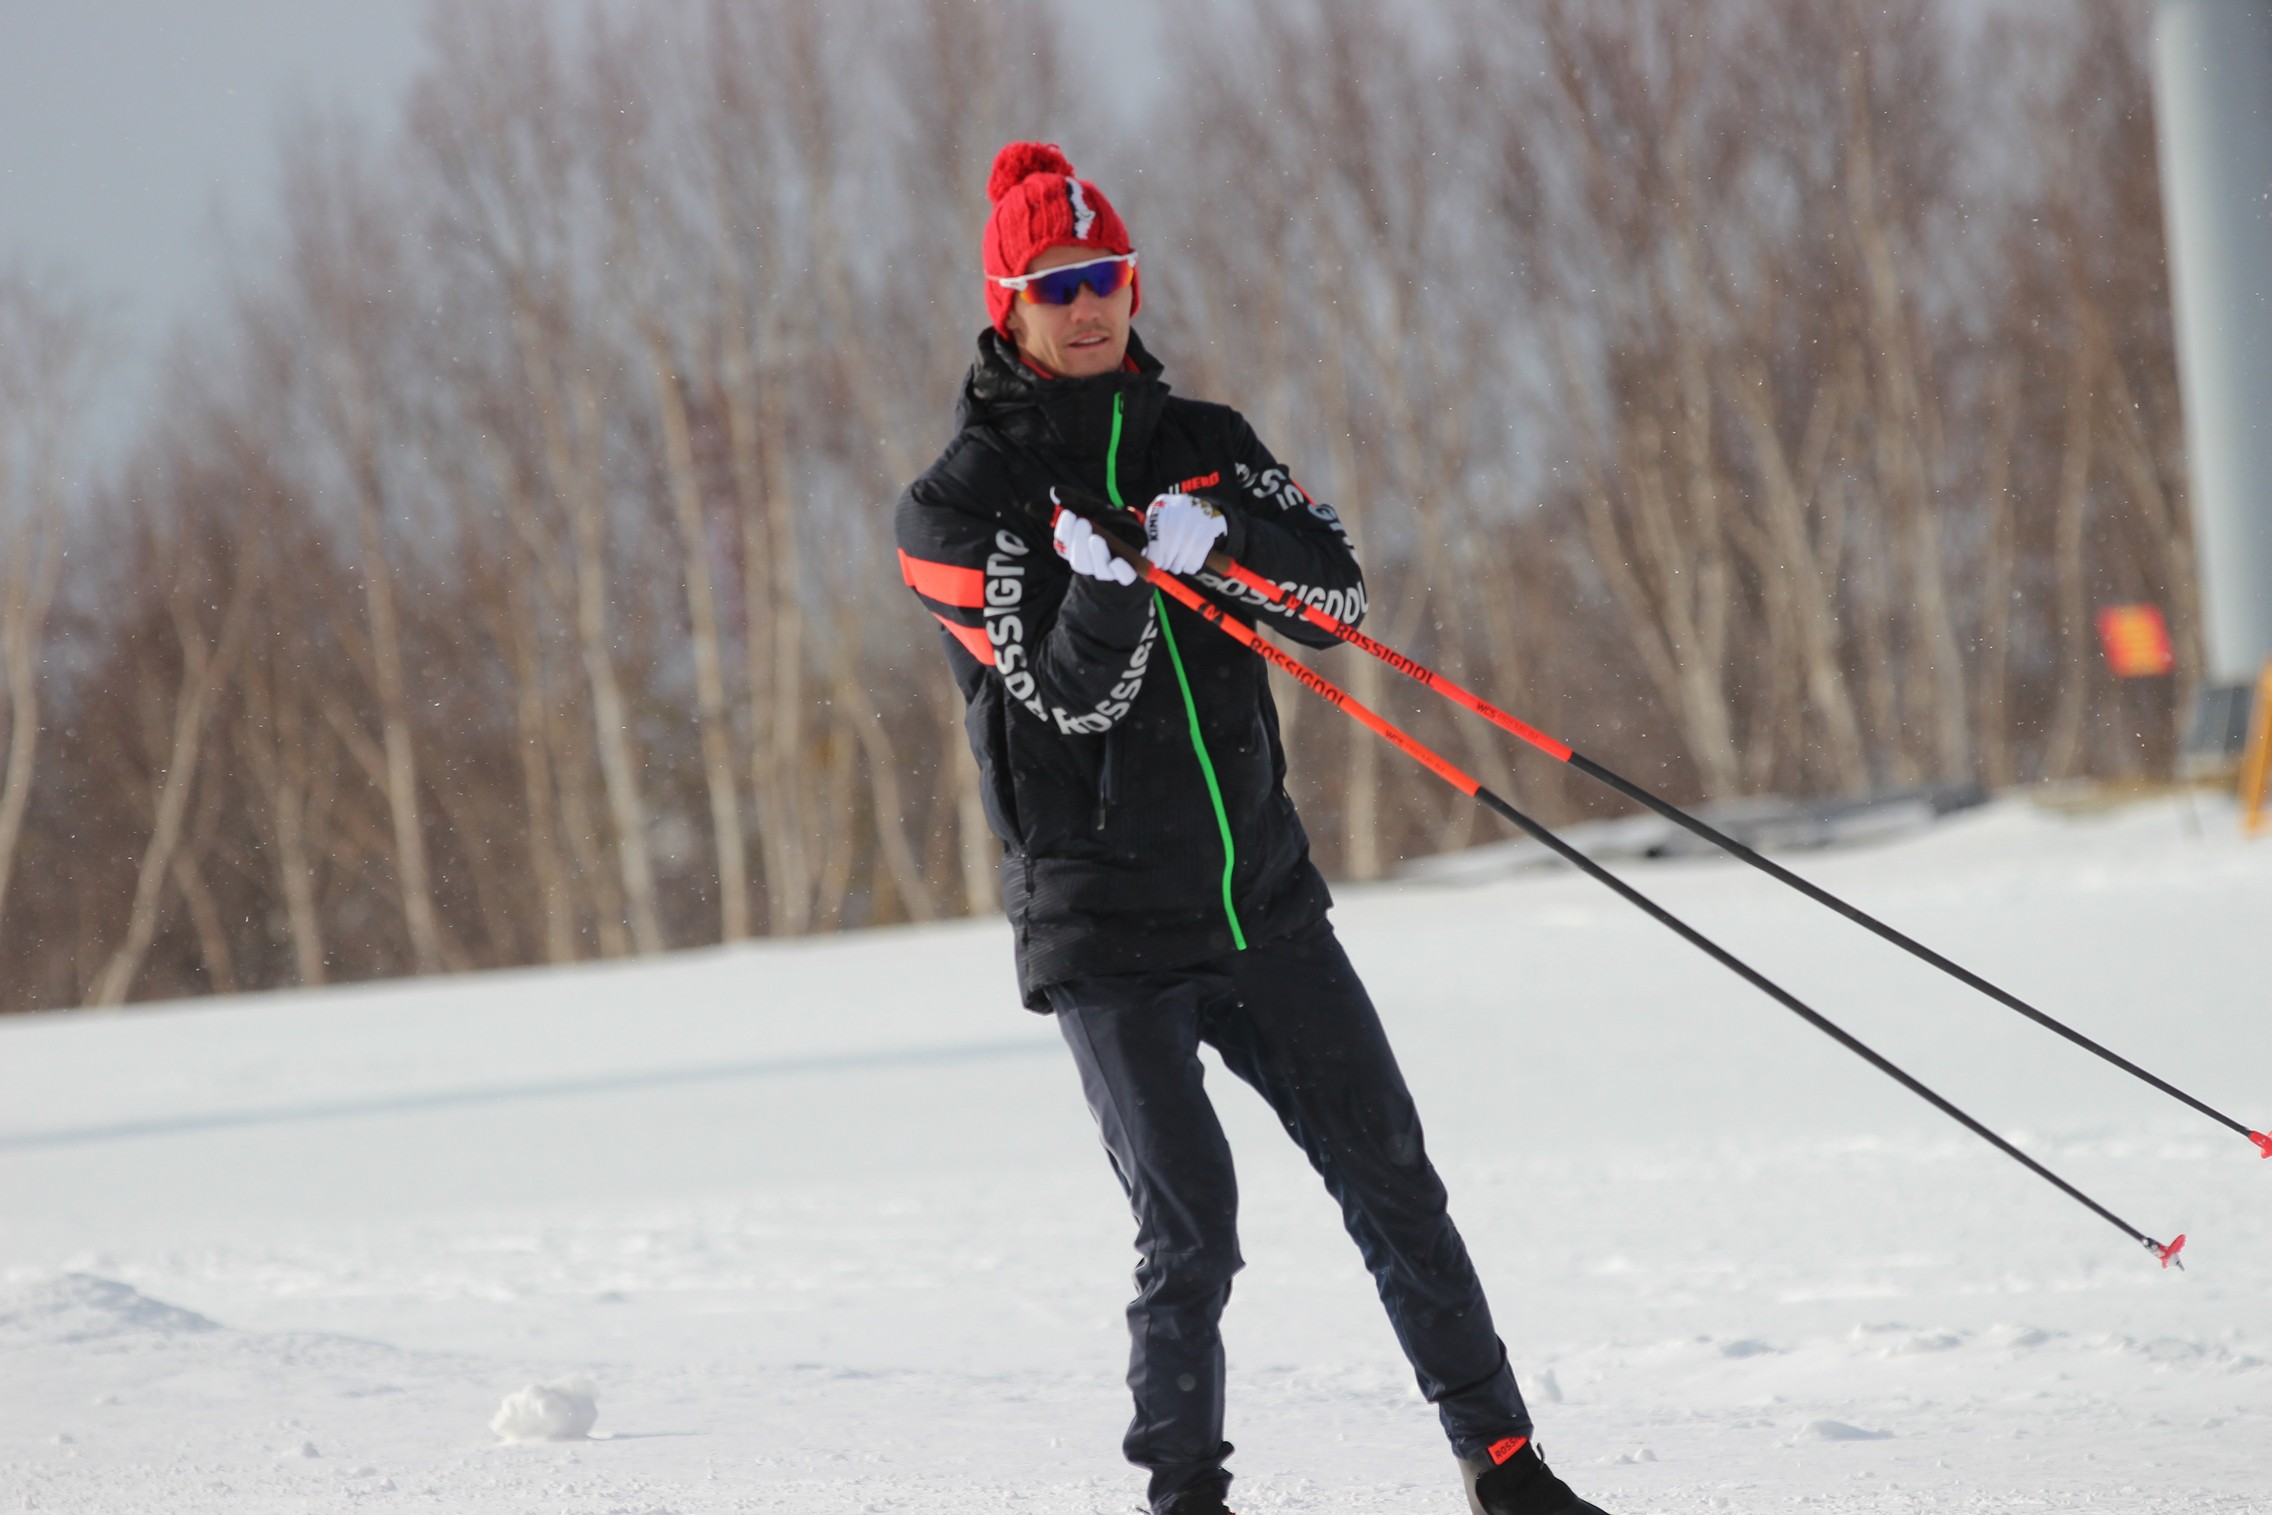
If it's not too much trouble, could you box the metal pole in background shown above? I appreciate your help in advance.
[2154,0,2272,754]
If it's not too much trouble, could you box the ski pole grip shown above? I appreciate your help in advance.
[1048,487,1161,577]
[1090,515,1163,581]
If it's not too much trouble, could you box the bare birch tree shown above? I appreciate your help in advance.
[281,133,452,974]
[414,1,666,952]
[593,29,753,942]
[0,274,91,950]
[87,500,256,1008]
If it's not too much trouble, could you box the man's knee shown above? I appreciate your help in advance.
[1134,1242,1243,1311]
[1325,1099,1441,1195]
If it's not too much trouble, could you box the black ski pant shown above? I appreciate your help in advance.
[1047,916,1530,1512]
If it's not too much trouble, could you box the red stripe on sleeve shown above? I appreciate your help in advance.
[932,611,996,666]
[899,549,985,608]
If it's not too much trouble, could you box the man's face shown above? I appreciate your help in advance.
[1005,244,1134,379]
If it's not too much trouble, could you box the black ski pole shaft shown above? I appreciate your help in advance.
[1112,540,2187,1267]
[1470,781,2182,1269]
[1200,551,2269,1159]
[1567,752,2261,1147]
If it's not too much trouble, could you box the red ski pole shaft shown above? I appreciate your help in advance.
[1205,555,1574,763]
[1203,552,2269,1158]
[1115,545,2181,1265]
[1150,571,1478,796]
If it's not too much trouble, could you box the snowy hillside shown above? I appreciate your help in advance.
[3,796,2267,1513]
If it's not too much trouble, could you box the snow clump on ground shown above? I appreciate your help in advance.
[490,1375,599,1441]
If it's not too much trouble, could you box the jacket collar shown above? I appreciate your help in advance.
[956,327,1168,468]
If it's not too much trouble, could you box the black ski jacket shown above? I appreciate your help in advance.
[894,329,1367,1008]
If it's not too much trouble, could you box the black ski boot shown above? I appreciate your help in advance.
[1457,1437,1611,1515]
[1156,1487,1234,1515]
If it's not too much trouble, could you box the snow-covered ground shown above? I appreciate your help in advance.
[3,795,2267,1513]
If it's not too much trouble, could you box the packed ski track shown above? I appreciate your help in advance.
[2,796,2266,1513]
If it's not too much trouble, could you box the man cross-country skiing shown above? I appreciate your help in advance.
[894,142,1612,1515]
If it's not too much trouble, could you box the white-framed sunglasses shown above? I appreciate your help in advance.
[989,252,1138,305]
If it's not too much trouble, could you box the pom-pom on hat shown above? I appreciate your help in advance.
[981,141,1139,337]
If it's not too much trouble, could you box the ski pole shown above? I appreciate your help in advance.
[1065,511,2186,1269]
[1192,548,2270,1162]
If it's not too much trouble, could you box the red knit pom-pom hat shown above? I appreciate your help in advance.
[981,141,1139,337]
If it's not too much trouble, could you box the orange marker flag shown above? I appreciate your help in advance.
[2096,604,2175,678]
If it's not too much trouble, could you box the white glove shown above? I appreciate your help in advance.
[1053,508,1138,586]
[1144,492,1228,575]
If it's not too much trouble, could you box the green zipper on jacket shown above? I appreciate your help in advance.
[1106,392,1247,951]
